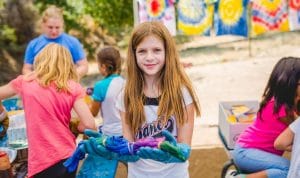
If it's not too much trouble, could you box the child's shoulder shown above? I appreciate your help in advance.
[181,86,191,96]
[11,74,30,84]
[180,86,194,105]
[261,98,287,118]
[61,33,81,43]
[67,80,85,96]
[97,74,124,85]
[68,80,82,87]
[67,80,83,91]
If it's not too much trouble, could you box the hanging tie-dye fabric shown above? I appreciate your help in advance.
[138,0,177,36]
[251,0,289,36]
[288,0,300,30]
[214,0,249,37]
[177,0,215,36]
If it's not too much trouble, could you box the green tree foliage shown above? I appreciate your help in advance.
[0,0,38,84]
[83,0,134,39]
[33,0,134,58]
[0,0,134,84]
[0,0,37,48]
[34,0,82,32]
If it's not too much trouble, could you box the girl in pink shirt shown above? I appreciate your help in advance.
[0,43,95,178]
[229,57,300,178]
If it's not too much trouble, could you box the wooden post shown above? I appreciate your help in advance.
[248,1,252,57]
[133,0,139,27]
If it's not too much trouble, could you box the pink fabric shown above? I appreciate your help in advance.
[10,75,85,177]
[237,99,288,155]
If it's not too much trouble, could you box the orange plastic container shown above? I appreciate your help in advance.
[0,151,11,170]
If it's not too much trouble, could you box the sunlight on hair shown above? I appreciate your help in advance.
[41,5,64,23]
[33,43,78,92]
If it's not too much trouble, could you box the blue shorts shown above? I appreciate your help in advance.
[232,144,290,178]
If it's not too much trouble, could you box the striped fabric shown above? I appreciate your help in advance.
[251,0,289,36]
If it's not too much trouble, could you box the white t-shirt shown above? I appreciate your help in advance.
[287,118,300,178]
[92,74,125,136]
[116,87,193,178]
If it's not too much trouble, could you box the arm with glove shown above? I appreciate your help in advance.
[64,129,139,172]
[80,129,139,162]
[137,130,191,163]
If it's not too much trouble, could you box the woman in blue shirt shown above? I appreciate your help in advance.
[22,5,88,78]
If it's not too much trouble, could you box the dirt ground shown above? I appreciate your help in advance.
[114,147,228,178]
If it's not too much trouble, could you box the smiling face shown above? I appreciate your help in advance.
[42,17,63,39]
[135,35,165,79]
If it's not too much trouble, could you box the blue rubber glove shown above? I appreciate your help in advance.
[82,129,114,158]
[63,141,86,172]
[137,130,191,163]
[84,129,102,138]
[79,137,115,158]
[83,129,140,162]
[162,130,177,145]
[160,130,191,161]
[63,129,111,172]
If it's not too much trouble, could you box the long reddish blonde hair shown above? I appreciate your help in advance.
[124,21,201,135]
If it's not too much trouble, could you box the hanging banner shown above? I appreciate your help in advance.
[177,0,215,36]
[214,0,249,37]
[288,0,300,30]
[251,0,289,36]
[138,0,177,36]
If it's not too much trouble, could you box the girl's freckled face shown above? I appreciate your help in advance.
[135,35,165,78]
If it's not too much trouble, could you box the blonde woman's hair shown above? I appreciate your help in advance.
[41,5,64,24]
[125,21,201,135]
[34,43,78,92]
